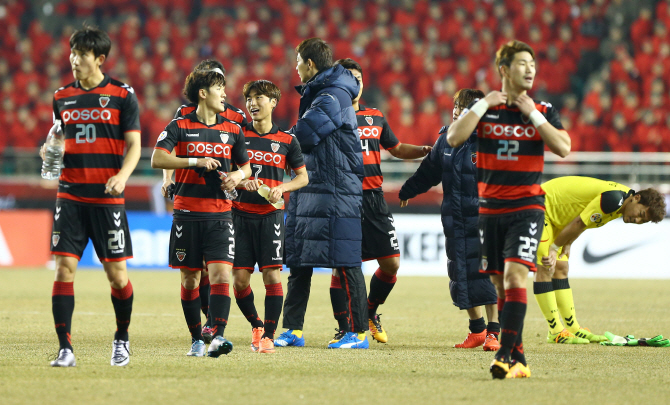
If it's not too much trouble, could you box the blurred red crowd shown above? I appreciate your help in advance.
[1,0,669,153]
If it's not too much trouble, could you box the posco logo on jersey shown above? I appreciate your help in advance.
[248,150,282,164]
[357,127,380,138]
[482,123,536,138]
[61,108,112,124]
[186,142,231,156]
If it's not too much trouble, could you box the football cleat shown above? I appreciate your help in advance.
[454,331,486,348]
[547,329,589,344]
[490,358,510,380]
[483,333,501,351]
[258,337,275,354]
[251,327,265,352]
[506,361,531,378]
[50,348,76,367]
[369,314,388,343]
[328,329,347,345]
[201,327,214,344]
[327,332,369,349]
[110,340,130,366]
[207,336,233,357]
[186,340,206,357]
[574,328,608,343]
[274,330,305,347]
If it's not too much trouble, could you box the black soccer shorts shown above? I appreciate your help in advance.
[169,219,235,271]
[50,200,133,262]
[362,191,400,262]
[478,209,545,275]
[232,210,284,272]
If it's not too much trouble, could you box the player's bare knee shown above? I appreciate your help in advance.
[102,261,128,288]
[262,267,282,285]
[379,257,399,276]
[553,261,569,278]
[181,270,200,290]
[535,265,553,282]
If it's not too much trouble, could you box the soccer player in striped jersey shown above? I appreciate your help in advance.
[448,40,571,379]
[231,80,308,354]
[330,58,432,344]
[152,69,251,358]
[161,60,247,344]
[534,176,666,344]
[45,24,141,368]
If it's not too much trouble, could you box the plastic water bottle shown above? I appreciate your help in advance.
[41,121,65,180]
[217,171,238,200]
[257,184,284,209]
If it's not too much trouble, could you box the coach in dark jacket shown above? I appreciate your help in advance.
[399,89,500,349]
[277,38,368,348]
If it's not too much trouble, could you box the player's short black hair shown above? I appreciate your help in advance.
[334,58,363,75]
[70,24,112,58]
[242,80,281,103]
[636,188,667,223]
[183,70,226,104]
[296,38,332,71]
[194,59,226,76]
[453,89,485,108]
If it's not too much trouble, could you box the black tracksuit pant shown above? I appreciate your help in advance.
[282,266,368,333]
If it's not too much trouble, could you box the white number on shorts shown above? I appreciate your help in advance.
[273,240,282,260]
[497,140,519,161]
[388,230,399,250]
[517,236,538,260]
[107,230,125,250]
[75,124,96,143]
[228,236,235,258]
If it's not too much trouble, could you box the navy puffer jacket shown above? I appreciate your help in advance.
[399,126,496,309]
[285,65,364,268]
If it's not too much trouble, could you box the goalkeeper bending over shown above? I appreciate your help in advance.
[535,176,666,344]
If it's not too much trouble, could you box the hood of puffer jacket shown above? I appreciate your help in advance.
[295,64,360,101]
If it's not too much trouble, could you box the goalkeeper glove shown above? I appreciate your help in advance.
[600,332,670,347]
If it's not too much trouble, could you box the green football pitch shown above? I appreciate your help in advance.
[1,269,669,404]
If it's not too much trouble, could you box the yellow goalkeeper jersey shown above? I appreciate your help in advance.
[542,176,633,229]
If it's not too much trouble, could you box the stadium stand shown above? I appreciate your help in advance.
[0,0,669,154]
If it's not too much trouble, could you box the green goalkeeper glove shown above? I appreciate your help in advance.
[600,332,670,347]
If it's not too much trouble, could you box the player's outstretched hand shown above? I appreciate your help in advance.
[196,157,221,172]
[243,179,262,192]
[400,200,409,208]
[105,175,126,196]
[513,94,537,116]
[484,91,507,108]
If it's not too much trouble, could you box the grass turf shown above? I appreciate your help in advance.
[1,269,669,404]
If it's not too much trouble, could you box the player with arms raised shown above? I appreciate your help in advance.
[151,69,251,358]
[328,58,431,345]
[447,40,571,379]
[46,24,141,368]
[231,80,308,354]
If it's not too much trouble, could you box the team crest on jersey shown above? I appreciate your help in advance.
[99,95,110,108]
[365,116,374,126]
[176,251,186,262]
[271,143,280,153]
[52,234,60,247]
[157,131,167,142]
[481,258,488,271]
[521,114,530,124]
[590,213,602,223]
[220,132,229,144]
[471,152,477,164]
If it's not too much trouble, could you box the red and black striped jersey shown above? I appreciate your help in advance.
[356,105,400,191]
[465,98,564,215]
[52,74,141,205]
[155,112,249,220]
[174,102,247,127]
[233,123,305,216]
